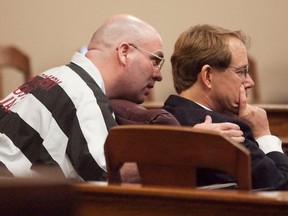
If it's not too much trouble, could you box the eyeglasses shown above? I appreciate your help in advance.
[128,43,165,70]
[228,65,249,78]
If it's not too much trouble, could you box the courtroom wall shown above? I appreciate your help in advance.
[0,0,287,103]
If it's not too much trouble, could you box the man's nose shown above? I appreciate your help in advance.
[153,70,163,82]
[243,73,255,89]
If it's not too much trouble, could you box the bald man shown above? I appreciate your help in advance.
[0,14,243,181]
[0,14,165,180]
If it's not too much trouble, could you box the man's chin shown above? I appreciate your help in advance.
[135,95,146,104]
[223,107,239,117]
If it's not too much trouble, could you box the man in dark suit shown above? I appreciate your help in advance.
[163,24,288,190]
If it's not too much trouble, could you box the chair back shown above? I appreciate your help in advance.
[0,45,31,98]
[110,99,180,125]
[105,125,252,190]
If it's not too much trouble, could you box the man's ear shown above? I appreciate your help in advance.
[200,64,212,89]
[116,43,130,65]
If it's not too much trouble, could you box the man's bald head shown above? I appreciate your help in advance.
[84,14,164,104]
[87,14,162,51]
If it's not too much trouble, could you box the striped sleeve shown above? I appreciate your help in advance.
[0,64,116,180]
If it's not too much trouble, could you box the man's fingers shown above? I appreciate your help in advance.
[229,136,245,144]
[217,122,241,130]
[238,85,248,116]
[221,129,244,137]
[204,115,212,123]
[193,116,244,144]
[221,129,245,144]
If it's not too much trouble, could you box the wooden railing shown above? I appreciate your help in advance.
[255,104,288,154]
[256,104,288,137]
[74,182,288,216]
[1,178,288,215]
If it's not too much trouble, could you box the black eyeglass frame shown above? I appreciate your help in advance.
[228,65,249,78]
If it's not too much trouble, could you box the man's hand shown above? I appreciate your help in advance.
[193,115,245,144]
[237,85,271,139]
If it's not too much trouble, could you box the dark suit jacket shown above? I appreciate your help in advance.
[163,95,288,190]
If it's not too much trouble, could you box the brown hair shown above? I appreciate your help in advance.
[171,24,250,94]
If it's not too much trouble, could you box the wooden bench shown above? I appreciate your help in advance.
[74,182,288,216]
[0,178,76,216]
[256,104,288,154]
